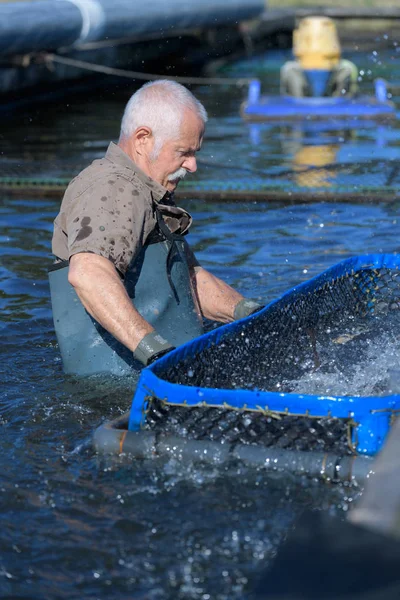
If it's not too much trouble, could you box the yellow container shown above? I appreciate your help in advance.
[294,16,341,70]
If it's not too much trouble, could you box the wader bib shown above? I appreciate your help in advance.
[49,211,203,376]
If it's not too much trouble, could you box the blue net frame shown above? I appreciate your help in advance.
[129,254,400,455]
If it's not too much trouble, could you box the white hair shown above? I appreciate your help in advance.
[119,80,208,157]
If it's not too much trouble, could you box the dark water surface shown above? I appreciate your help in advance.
[1,44,400,598]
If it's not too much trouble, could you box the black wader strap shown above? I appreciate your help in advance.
[155,209,185,304]
[48,259,69,273]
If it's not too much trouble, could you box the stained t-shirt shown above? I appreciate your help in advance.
[52,142,197,275]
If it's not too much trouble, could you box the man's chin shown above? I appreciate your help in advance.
[166,179,180,191]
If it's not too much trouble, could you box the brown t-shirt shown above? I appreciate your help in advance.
[52,142,197,275]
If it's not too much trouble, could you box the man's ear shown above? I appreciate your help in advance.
[133,126,152,155]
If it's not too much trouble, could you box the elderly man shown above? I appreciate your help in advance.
[49,80,261,376]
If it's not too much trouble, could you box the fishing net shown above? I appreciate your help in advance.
[131,255,400,455]
[143,401,352,455]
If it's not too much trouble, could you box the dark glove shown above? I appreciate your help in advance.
[133,331,175,366]
[233,298,264,321]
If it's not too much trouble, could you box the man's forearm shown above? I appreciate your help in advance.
[194,267,244,323]
[68,253,153,352]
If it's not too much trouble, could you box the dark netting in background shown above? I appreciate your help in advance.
[181,158,400,201]
[1,157,400,201]
[143,267,400,454]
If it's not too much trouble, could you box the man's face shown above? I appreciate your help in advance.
[147,109,205,192]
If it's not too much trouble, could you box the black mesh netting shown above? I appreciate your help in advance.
[143,266,400,454]
[143,399,352,454]
[1,157,400,201]
[159,266,400,391]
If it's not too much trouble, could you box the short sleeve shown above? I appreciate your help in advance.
[66,175,151,275]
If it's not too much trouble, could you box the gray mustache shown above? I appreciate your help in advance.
[167,167,187,182]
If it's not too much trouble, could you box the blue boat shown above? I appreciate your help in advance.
[241,78,396,121]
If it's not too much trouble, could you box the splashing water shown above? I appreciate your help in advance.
[285,311,400,397]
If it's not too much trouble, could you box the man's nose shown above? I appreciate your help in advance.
[183,156,197,173]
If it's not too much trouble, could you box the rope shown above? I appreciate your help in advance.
[295,7,400,19]
[42,53,256,87]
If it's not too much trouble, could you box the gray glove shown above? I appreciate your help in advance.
[233,298,263,321]
[133,331,175,366]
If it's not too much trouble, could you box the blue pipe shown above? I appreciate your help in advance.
[0,0,265,56]
[375,78,388,102]
[304,69,331,97]
[0,1,82,55]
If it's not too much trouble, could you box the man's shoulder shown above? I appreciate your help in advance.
[65,158,151,201]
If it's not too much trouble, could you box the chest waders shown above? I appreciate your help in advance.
[48,212,203,376]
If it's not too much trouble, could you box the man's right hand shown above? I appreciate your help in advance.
[133,331,175,366]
